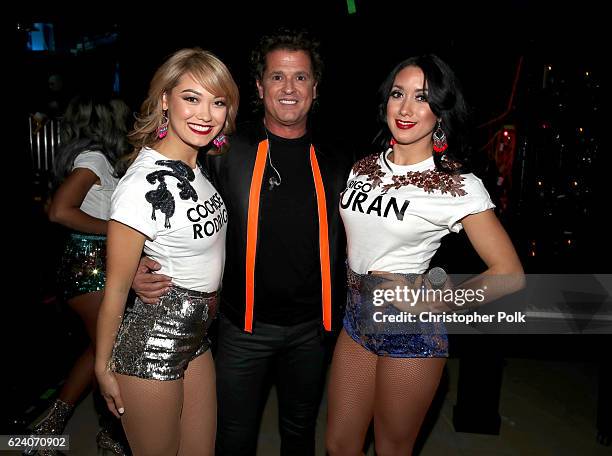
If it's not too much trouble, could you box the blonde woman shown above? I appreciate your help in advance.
[95,48,238,455]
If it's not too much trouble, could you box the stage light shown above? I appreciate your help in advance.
[346,0,356,14]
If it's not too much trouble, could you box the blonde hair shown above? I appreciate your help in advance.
[125,48,239,163]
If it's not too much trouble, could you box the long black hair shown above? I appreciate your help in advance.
[52,94,131,187]
[375,54,469,174]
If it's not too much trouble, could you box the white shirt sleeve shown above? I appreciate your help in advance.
[447,174,496,233]
[73,151,115,188]
[110,167,159,240]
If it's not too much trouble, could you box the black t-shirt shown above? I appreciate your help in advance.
[254,130,322,325]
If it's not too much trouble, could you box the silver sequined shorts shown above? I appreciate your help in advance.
[110,286,218,381]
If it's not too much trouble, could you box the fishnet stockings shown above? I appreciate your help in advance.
[326,330,445,456]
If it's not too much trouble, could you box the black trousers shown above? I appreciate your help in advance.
[215,315,328,456]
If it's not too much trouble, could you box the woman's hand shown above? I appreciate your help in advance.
[95,368,125,419]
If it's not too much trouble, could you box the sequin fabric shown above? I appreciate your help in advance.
[343,268,448,358]
[96,427,128,455]
[110,285,218,380]
[352,153,467,196]
[145,160,198,229]
[23,399,73,456]
[381,170,466,196]
[58,233,107,300]
[351,153,387,188]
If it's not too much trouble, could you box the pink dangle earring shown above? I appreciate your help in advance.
[157,110,169,139]
[432,119,448,153]
[213,134,228,148]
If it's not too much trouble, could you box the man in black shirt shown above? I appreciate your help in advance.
[134,28,352,455]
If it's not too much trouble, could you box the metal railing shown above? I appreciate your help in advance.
[29,116,61,173]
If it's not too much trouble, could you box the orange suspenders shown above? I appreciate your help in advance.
[244,140,332,332]
[310,146,332,332]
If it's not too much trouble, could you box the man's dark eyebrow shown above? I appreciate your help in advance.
[268,70,311,76]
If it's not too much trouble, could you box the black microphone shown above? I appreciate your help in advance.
[427,267,447,289]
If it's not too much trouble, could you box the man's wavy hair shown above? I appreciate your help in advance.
[249,27,323,110]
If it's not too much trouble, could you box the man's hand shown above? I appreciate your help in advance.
[133,257,172,304]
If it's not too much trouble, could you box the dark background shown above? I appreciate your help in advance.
[6,0,608,436]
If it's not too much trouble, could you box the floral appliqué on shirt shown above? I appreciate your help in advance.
[351,153,467,196]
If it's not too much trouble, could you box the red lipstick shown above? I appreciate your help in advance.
[188,125,213,135]
[395,120,416,130]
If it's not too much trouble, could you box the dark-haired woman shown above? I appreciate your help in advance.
[326,55,524,455]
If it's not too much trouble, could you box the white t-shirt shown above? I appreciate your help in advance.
[111,147,227,292]
[72,151,118,220]
[340,151,495,275]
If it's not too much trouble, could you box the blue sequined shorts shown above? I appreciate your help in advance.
[58,233,107,300]
[110,286,218,381]
[343,268,448,358]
